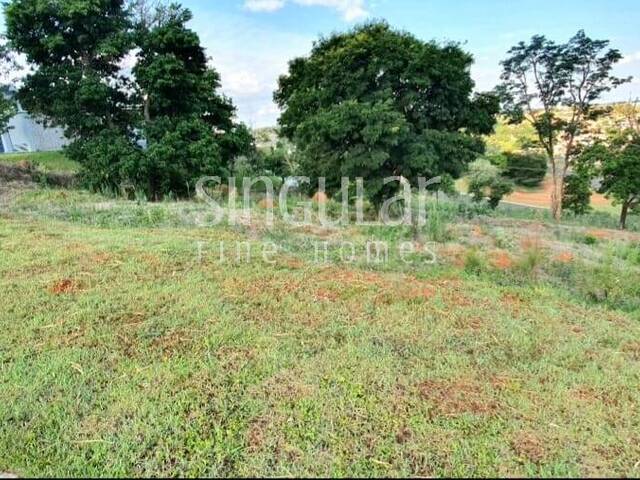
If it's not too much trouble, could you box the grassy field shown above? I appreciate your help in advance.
[1,183,640,477]
[0,151,79,173]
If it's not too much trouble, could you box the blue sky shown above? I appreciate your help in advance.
[181,0,640,127]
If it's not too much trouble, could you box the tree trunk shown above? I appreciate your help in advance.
[550,163,562,221]
[620,201,630,230]
[143,95,151,122]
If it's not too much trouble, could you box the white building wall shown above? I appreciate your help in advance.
[0,105,67,153]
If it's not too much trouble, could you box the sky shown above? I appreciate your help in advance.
[181,0,640,127]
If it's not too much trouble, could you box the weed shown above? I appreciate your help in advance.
[464,249,486,275]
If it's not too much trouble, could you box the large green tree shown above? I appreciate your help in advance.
[498,30,629,220]
[578,132,640,229]
[5,0,254,197]
[5,0,138,189]
[274,22,498,206]
[5,0,134,139]
[132,3,254,198]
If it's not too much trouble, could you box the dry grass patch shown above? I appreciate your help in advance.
[511,431,547,464]
[417,378,500,417]
[49,278,82,295]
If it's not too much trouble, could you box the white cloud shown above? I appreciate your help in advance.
[192,11,314,127]
[221,70,266,97]
[244,0,286,12]
[621,51,640,65]
[243,0,369,21]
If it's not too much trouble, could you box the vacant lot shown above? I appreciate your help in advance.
[1,182,639,477]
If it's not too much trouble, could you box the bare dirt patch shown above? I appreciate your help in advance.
[512,431,547,464]
[554,251,574,263]
[50,279,81,295]
[437,244,467,267]
[395,426,413,444]
[257,198,277,209]
[505,177,610,209]
[314,288,340,302]
[311,191,329,204]
[418,378,499,417]
[490,250,514,270]
[622,341,640,360]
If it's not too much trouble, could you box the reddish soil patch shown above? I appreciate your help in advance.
[402,285,436,301]
[91,252,114,265]
[50,279,80,295]
[438,244,467,268]
[490,250,514,270]
[317,268,386,287]
[571,386,601,403]
[501,292,525,316]
[314,288,340,302]
[505,177,610,209]
[311,191,329,204]
[586,229,613,240]
[512,432,547,464]
[257,198,277,209]
[520,236,544,251]
[554,251,574,263]
[471,225,485,238]
[418,379,498,417]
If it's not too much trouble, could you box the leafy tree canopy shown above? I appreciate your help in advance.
[132,3,254,197]
[5,0,134,138]
[598,132,640,229]
[498,30,629,219]
[275,22,499,205]
[5,0,254,198]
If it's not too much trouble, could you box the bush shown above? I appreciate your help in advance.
[468,158,514,209]
[66,131,143,194]
[517,244,545,277]
[503,152,547,187]
[563,173,593,216]
[257,140,297,177]
[464,249,486,275]
[426,201,452,242]
[143,117,226,200]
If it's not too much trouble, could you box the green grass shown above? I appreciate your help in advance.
[1,187,640,477]
[0,150,79,173]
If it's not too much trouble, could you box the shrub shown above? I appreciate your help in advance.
[468,158,514,209]
[66,131,143,194]
[563,173,593,216]
[464,249,486,275]
[517,241,546,277]
[503,152,548,187]
[142,117,226,200]
[426,201,452,242]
